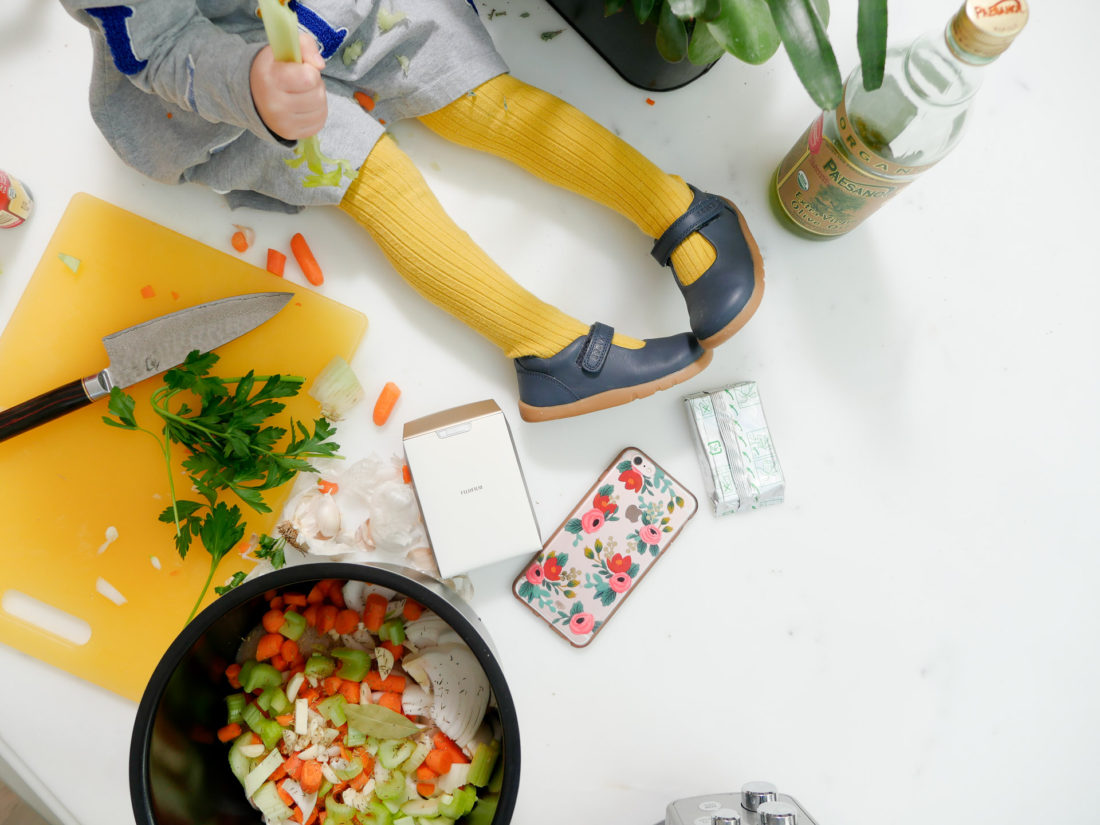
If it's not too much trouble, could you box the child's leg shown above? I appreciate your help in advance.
[417,74,716,286]
[339,133,645,359]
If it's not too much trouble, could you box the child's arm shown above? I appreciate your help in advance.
[60,0,324,143]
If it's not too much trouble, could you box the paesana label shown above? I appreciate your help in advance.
[0,170,33,229]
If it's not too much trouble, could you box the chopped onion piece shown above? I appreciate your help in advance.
[243,748,284,799]
[308,356,364,420]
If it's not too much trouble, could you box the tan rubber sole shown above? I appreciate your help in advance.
[518,348,714,423]
[696,198,766,350]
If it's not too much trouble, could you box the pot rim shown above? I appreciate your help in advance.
[129,561,521,825]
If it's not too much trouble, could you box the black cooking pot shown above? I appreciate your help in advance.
[130,562,520,825]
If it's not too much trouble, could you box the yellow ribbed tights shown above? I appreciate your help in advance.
[339,74,715,359]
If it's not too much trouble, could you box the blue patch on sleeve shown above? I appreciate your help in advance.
[288,1,348,60]
[85,5,149,75]
[186,54,197,111]
[466,0,478,12]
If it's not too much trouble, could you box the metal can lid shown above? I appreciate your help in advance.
[949,0,1029,61]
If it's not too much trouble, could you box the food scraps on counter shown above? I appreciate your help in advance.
[308,357,364,421]
[372,383,401,427]
[102,350,340,621]
[291,232,324,286]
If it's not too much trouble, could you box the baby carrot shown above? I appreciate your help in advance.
[372,382,401,426]
[363,593,387,632]
[267,248,287,277]
[217,723,242,743]
[334,608,359,635]
[290,232,324,285]
[256,633,284,661]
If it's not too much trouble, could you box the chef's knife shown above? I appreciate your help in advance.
[0,291,293,443]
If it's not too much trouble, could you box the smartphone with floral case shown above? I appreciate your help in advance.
[513,447,698,647]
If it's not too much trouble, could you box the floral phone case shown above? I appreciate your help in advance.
[513,447,698,648]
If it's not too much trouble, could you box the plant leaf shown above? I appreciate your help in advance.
[632,0,657,24]
[604,0,626,15]
[344,704,421,739]
[103,387,139,429]
[688,14,726,64]
[668,0,707,18]
[765,0,842,109]
[706,0,781,65]
[857,0,887,90]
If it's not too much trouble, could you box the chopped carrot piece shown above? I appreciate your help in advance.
[269,596,285,610]
[284,753,303,781]
[263,609,286,634]
[231,230,250,253]
[353,91,375,111]
[402,599,422,621]
[331,781,348,797]
[217,723,242,743]
[300,761,323,795]
[416,764,438,782]
[433,731,468,762]
[264,589,278,601]
[317,604,338,634]
[338,680,360,705]
[380,640,403,660]
[267,248,287,277]
[327,585,346,609]
[303,807,318,825]
[318,479,339,495]
[225,663,242,689]
[271,653,288,671]
[256,633,284,661]
[334,609,359,635]
[377,691,403,714]
[401,464,412,484]
[281,639,299,662]
[298,686,320,703]
[349,770,370,791]
[365,671,406,693]
[284,593,308,607]
[275,713,294,727]
[291,807,304,823]
[417,782,436,798]
[322,675,344,696]
[276,780,294,806]
[363,593,387,632]
[645,97,656,105]
[140,284,156,299]
[290,232,324,286]
[372,382,401,426]
[307,583,327,604]
[424,748,453,776]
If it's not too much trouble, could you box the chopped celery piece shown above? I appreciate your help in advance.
[378,619,405,644]
[317,694,348,727]
[374,769,407,802]
[259,686,291,715]
[378,739,414,769]
[365,736,381,755]
[392,818,414,825]
[252,780,293,822]
[226,693,247,724]
[332,647,369,681]
[466,740,500,787]
[326,801,356,825]
[400,737,431,773]
[332,756,363,782]
[242,662,283,693]
[259,718,284,751]
[369,800,395,825]
[400,799,439,818]
[228,732,256,783]
[438,787,477,819]
[241,702,267,735]
[318,779,332,799]
[304,653,336,678]
[279,609,306,640]
[345,726,367,748]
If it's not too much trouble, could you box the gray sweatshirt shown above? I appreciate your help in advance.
[60,0,508,210]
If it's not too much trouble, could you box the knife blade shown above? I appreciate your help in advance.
[0,291,293,442]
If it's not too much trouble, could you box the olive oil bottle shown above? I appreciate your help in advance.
[772,0,1028,238]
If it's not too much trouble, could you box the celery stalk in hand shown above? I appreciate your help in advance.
[257,0,354,188]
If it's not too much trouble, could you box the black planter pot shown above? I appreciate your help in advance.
[546,0,717,92]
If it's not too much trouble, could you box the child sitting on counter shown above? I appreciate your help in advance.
[60,0,764,421]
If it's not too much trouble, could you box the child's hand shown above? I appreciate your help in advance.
[250,33,328,140]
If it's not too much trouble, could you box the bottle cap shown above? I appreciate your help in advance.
[949,0,1029,61]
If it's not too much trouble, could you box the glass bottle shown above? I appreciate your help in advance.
[771,0,1029,239]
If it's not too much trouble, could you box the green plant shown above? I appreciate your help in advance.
[603,0,889,109]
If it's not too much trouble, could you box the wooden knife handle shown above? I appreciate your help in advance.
[0,379,94,442]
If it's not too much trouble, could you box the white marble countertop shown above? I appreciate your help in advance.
[1,2,1097,825]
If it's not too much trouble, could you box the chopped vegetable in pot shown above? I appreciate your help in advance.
[223,579,501,825]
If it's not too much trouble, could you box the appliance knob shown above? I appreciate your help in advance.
[758,800,799,825]
[740,782,778,812]
[711,815,741,825]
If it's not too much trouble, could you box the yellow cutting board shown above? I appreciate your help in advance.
[0,193,368,701]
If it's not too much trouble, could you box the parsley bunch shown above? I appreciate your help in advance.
[104,350,339,621]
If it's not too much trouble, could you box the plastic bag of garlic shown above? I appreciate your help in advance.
[241,453,474,601]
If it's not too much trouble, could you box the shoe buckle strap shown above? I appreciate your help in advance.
[650,185,725,267]
[578,322,614,373]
